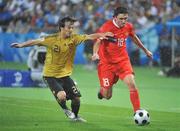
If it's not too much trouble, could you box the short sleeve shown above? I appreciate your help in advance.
[37,36,52,47]
[73,34,88,45]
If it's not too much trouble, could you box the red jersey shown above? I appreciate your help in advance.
[98,20,135,64]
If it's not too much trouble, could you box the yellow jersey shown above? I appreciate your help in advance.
[38,33,88,78]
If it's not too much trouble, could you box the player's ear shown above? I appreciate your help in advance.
[58,20,65,31]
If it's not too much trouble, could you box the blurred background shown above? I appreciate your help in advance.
[0,0,180,86]
[0,1,180,130]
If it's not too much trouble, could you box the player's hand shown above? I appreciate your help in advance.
[145,50,153,59]
[11,43,22,48]
[92,53,99,61]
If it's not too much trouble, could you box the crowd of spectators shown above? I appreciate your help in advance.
[0,0,180,67]
[0,0,179,34]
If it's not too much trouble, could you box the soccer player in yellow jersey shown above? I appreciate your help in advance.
[11,16,113,122]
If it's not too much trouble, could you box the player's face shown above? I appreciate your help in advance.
[63,21,75,37]
[114,13,128,28]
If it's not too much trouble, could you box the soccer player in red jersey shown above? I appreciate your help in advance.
[92,6,153,112]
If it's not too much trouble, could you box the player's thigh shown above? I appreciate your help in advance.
[43,77,64,96]
[98,64,118,89]
[61,76,81,100]
[116,61,134,80]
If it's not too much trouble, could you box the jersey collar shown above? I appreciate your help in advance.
[113,19,120,28]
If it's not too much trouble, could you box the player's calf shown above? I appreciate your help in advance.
[98,90,112,100]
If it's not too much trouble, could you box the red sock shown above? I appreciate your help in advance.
[130,89,140,112]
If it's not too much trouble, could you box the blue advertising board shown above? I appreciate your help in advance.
[0,70,34,87]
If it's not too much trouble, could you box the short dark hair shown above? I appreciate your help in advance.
[113,6,128,17]
[58,16,77,30]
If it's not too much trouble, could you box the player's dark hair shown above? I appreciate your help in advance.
[113,6,128,17]
[58,16,77,31]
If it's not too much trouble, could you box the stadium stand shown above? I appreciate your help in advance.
[0,0,179,64]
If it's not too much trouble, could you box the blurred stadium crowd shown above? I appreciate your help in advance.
[0,0,180,66]
[0,0,179,33]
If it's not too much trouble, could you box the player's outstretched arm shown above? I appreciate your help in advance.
[86,32,114,40]
[11,39,42,48]
[131,34,153,59]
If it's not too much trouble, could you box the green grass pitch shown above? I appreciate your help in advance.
[0,63,180,131]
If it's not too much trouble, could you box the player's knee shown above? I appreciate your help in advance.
[124,74,136,88]
[57,91,66,101]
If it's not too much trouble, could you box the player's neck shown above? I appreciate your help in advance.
[59,31,68,39]
[113,19,124,28]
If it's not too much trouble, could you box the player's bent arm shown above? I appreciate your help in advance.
[11,39,43,48]
[131,34,153,59]
[92,39,101,61]
[131,34,147,52]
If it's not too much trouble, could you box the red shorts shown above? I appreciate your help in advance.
[97,60,134,89]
